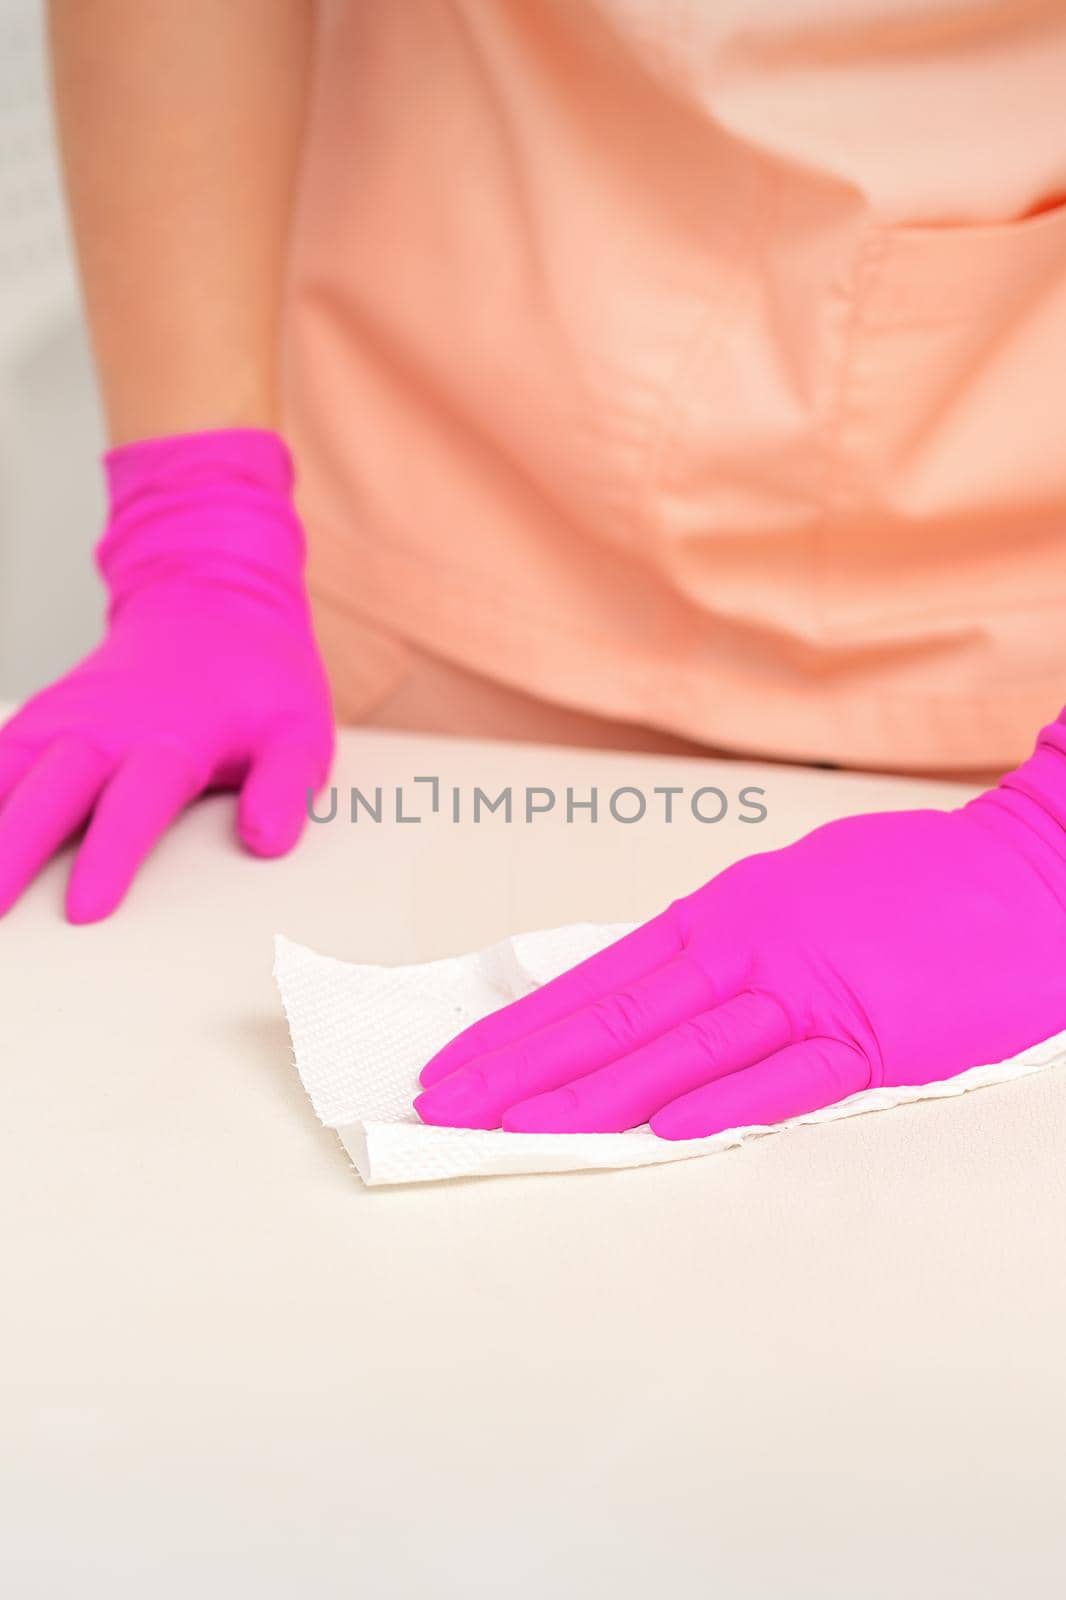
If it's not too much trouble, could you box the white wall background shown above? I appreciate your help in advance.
[0,0,105,703]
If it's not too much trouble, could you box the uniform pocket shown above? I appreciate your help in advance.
[823,197,1066,633]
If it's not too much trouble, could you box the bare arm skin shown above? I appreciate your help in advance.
[46,0,314,444]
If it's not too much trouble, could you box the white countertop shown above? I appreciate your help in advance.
[2,722,1064,1596]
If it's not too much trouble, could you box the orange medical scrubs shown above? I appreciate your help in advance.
[283,0,1066,772]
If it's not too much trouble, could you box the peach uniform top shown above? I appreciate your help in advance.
[283,0,1066,772]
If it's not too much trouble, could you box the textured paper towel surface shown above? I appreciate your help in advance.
[274,927,1066,1186]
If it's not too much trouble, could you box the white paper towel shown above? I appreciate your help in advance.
[274,925,1066,1187]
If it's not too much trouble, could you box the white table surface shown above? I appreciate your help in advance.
[2,720,1064,1597]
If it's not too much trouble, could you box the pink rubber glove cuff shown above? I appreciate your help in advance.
[998,720,1066,853]
[99,428,309,619]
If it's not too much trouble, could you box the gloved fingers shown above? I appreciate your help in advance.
[65,741,204,924]
[238,738,323,858]
[501,989,792,1133]
[0,735,112,916]
[418,907,686,1089]
[650,1037,871,1141]
[415,952,719,1129]
[0,737,37,807]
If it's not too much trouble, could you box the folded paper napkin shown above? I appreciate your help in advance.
[274,925,1066,1187]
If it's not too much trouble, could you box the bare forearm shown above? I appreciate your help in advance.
[47,0,313,444]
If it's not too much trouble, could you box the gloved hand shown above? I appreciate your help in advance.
[0,429,333,922]
[415,727,1066,1137]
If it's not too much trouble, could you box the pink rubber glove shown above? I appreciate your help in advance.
[0,429,333,922]
[415,725,1066,1137]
